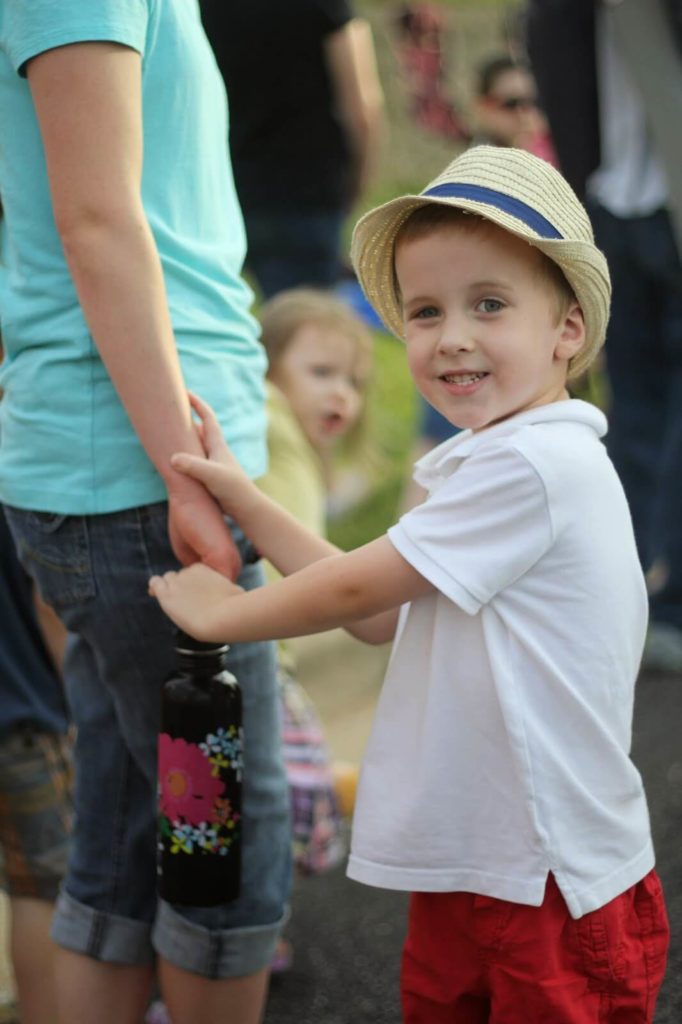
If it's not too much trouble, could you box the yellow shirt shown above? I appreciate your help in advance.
[256,382,327,666]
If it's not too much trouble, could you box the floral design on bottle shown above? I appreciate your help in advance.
[158,730,243,856]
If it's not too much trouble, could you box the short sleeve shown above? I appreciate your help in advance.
[307,0,353,35]
[4,0,149,76]
[388,444,554,614]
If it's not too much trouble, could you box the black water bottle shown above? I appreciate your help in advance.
[157,630,243,906]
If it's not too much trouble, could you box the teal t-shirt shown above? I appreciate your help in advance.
[0,0,267,513]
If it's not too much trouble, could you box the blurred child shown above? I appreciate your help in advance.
[0,511,72,1024]
[257,289,373,967]
[258,289,372,553]
[150,147,667,1020]
[0,335,71,1024]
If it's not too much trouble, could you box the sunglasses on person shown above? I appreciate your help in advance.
[492,95,538,112]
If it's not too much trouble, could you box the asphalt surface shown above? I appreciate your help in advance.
[264,668,682,1023]
[631,669,682,1023]
[265,853,406,1024]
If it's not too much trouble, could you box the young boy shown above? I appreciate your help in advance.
[149,146,669,1022]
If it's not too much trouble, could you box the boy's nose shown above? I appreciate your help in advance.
[437,322,474,355]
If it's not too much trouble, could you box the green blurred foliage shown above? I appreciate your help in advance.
[329,331,418,550]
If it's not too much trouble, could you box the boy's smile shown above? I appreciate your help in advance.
[395,220,585,432]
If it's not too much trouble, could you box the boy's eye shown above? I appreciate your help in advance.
[476,298,504,314]
[413,305,439,320]
[310,364,333,377]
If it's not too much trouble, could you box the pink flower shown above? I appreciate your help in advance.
[158,734,225,826]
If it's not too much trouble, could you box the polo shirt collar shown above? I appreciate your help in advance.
[413,400,607,489]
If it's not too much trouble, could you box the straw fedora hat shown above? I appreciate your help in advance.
[351,145,611,380]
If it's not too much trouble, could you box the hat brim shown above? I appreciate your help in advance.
[351,193,610,380]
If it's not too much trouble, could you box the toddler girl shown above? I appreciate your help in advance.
[257,289,373,967]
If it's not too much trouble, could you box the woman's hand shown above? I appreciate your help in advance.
[149,563,243,641]
[167,478,242,581]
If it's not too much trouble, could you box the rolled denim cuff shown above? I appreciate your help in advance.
[153,898,287,979]
[51,888,155,966]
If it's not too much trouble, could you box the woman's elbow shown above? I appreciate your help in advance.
[54,191,144,250]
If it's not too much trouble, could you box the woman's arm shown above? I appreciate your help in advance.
[26,42,240,578]
[325,18,385,207]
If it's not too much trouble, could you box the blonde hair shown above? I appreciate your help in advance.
[259,288,373,381]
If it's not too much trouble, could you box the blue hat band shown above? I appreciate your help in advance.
[421,183,563,240]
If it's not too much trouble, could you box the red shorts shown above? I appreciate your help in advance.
[401,871,669,1023]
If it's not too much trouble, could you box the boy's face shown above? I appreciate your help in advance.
[395,221,584,433]
[268,322,369,451]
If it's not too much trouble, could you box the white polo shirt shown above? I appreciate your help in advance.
[347,400,654,919]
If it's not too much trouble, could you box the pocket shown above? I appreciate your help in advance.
[570,873,671,1007]
[570,901,628,991]
[633,872,670,1007]
[5,508,96,610]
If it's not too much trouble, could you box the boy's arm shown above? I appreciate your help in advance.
[178,395,399,643]
[149,535,433,645]
[176,451,399,644]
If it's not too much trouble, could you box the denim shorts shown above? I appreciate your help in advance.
[4,502,292,978]
[0,727,73,901]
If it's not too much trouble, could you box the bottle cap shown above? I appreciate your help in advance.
[174,628,228,656]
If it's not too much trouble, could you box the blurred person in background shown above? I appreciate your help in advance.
[393,3,470,144]
[528,0,682,671]
[472,54,557,165]
[248,289,373,970]
[201,0,385,299]
[0,510,72,1024]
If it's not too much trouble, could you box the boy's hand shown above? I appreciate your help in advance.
[172,392,257,515]
[188,391,236,465]
[148,563,243,641]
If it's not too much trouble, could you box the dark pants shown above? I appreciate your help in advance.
[243,207,345,299]
[590,203,682,629]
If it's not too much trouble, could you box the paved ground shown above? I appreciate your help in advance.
[630,669,682,1022]
[265,632,682,1023]
[0,631,676,1022]
[266,857,406,1024]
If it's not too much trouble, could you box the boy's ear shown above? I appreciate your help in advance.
[554,302,586,362]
